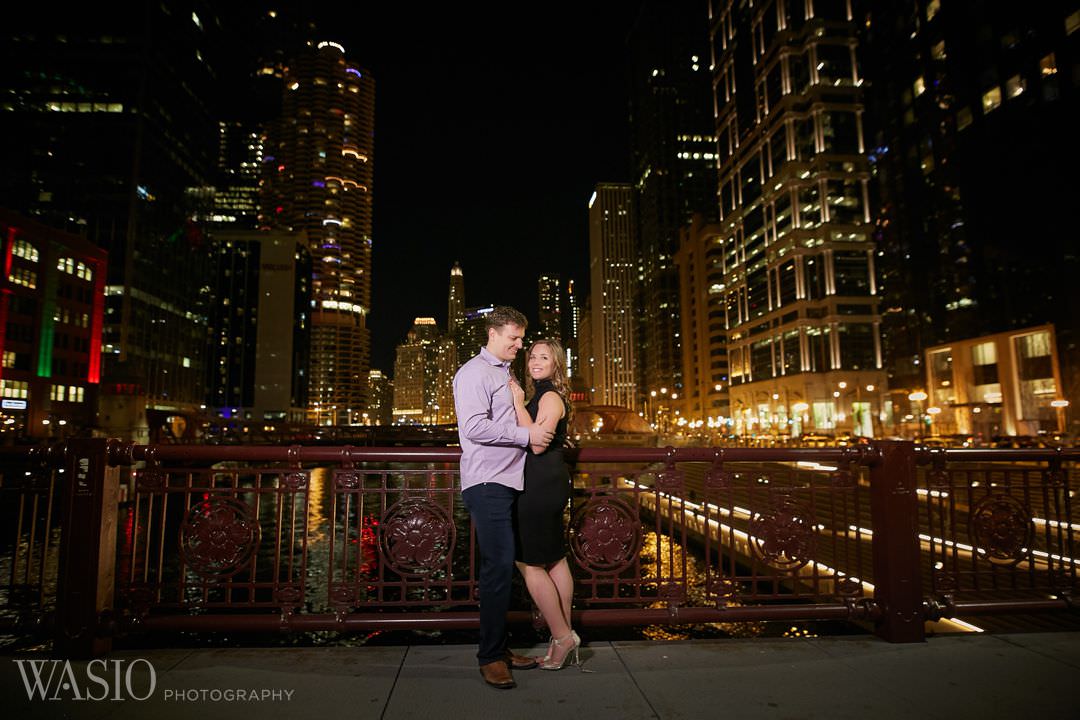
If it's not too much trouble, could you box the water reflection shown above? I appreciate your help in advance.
[638,530,765,641]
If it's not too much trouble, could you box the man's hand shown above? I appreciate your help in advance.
[528,423,554,447]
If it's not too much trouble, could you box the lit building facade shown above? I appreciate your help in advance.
[1,210,106,438]
[0,3,221,413]
[538,274,562,341]
[261,40,375,423]
[563,278,581,379]
[675,214,730,427]
[711,0,887,436]
[212,121,263,227]
[455,305,494,365]
[576,295,594,403]
[924,325,1067,439]
[391,318,441,424]
[448,262,465,334]
[629,0,720,409]
[588,184,638,410]
[860,2,1080,429]
[207,230,311,424]
[364,369,393,426]
[433,337,458,425]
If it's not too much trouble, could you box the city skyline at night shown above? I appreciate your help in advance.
[1,1,1076,438]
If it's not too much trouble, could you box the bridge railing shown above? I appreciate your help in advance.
[0,439,1076,656]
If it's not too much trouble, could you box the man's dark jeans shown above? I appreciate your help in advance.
[462,481,518,666]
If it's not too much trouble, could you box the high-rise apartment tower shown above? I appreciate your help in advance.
[261,41,374,422]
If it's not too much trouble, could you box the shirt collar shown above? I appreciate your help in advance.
[479,346,509,369]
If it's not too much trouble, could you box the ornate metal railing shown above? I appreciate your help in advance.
[1,439,1076,656]
[0,445,64,638]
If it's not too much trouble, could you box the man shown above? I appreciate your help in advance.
[453,306,554,689]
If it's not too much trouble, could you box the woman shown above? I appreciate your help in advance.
[508,339,581,670]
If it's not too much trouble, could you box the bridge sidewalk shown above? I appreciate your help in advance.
[4,632,1078,719]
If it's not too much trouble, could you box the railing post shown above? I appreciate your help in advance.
[868,440,924,642]
[54,438,118,657]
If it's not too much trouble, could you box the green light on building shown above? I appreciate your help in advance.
[37,262,57,377]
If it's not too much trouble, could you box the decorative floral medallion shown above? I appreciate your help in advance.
[705,468,734,491]
[179,496,260,579]
[274,584,303,607]
[656,468,684,493]
[334,470,362,490]
[329,583,359,607]
[379,499,454,576]
[569,497,642,573]
[969,494,1032,566]
[136,468,168,492]
[279,471,309,491]
[747,498,814,571]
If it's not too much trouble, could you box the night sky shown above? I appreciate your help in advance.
[315,3,644,372]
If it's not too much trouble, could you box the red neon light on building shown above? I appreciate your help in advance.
[0,227,15,383]
[87,257,106,384]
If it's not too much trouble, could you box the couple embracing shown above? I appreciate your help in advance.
[452,305,580,689]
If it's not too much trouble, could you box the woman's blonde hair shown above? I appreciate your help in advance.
[525,338,573,424]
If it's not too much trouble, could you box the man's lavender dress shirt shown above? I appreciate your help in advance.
[453,347,530,492]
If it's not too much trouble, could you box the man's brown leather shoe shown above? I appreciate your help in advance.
[479,660,516,689]
[506,651,538,670]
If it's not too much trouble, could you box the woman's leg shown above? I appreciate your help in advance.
[548,557,574,629]
[516,561,571,640]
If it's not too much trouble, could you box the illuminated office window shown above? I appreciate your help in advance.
[1040,53,1057,76]
[1006,75,1026,98]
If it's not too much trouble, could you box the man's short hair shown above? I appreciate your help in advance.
[485,306,528,332]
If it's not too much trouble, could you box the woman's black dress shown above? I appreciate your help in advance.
[514,380,571,565]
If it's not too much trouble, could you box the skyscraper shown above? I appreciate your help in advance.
[391,318,441,424]
[628,0,719,407]
[563,278,582,379]
[589,184,639,410]
[860,1,1079,425]
[448,261,465,333]
[211,121,264,228]
[710,1,886,436]
[364,369,393,426]
[537,274,562,341]
[675,214,730,425]
[206,230,311,425]
[0,3,222,412]
[261,40,375,423]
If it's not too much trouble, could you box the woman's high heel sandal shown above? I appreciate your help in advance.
[539,630,582,671]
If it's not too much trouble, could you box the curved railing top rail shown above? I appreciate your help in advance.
[3,440,1077,467]
[100,442,882,466]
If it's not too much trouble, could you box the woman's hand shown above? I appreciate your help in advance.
[508,378,525,406]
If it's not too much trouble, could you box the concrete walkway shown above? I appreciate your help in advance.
[3,633,1078,719]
